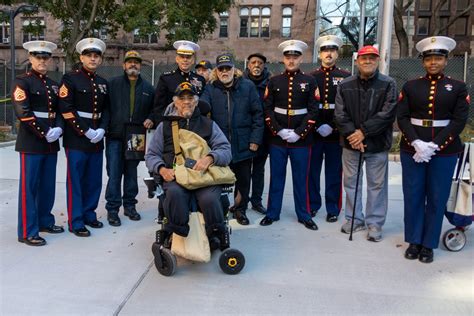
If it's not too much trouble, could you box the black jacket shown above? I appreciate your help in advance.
[397,74,469,155]
[107,73,155,139]
[12,70,63,153]
[334,71,397,153]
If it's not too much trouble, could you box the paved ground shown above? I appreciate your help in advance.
[0,144,473,315]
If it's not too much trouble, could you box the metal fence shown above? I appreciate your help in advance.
[1,56,473,131]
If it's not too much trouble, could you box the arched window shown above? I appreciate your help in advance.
[240,6,271,38]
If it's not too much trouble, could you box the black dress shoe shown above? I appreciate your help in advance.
[326,214,338,223]
[251,204,267,215]
[107,213,121,227]
[260,216,275,226]
[85,220,103,229]
[419,247,434,263]
[310,209,318,217]
[39,225,65,234]
[233,210,250,225]
[298,219,318,230]
[18,236,46,246]
[404,243,421,260]
[69,227,91,237]
[124,208,141,221]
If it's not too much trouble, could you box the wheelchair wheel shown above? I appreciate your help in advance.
[443,228,467,252]
[152,243,177,276]
[219,248,245,275]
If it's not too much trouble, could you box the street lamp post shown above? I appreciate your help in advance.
[0,4,37,133]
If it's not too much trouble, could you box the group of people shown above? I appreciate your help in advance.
[13,33,469,264]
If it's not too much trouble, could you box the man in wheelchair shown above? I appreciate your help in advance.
[145,82,232,250]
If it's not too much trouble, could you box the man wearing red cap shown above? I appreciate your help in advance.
[334,45,397,242]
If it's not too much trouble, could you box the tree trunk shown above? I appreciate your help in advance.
[393,2,409,57]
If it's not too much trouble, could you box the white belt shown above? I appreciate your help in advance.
[410,118,450,127]
[33,111,55,119]
[274,107,308,116]
[319,103,335,110]
[77,111,101,119]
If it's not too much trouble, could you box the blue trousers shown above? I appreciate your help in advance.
[105,139,140,213]
[65,149,103,230]
[266,145,311,222]
[309,141,342,215]
[18,153,57,239]
[401,151,458,249]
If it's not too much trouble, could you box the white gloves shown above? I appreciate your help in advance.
[411,140,439,163]
[85,128,97,140]
[90,128,105,143]
[286,131,301,143]
[45,127,62,143]
[277,129,292,140]
[317,124,333,137]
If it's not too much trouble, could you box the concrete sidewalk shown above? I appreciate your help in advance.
[0,144,473,315]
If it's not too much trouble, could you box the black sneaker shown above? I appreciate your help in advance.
[124,207,141,221]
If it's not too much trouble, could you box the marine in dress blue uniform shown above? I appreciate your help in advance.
[153,40,206,123]
[397,36,470,263]
[58,38,110,237]
[13,41,65,246]
[309,35,350,222]
[259,40,319,230]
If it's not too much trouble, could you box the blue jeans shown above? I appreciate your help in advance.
[105,139,140,213]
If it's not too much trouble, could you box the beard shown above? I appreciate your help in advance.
[126,68,140,76]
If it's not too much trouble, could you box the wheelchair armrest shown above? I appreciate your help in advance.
[143,177,163,198]
[221,185,233,194]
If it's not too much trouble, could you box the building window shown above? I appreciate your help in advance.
[0,22,9,44]
[440,0,450,10]
[417,17,430,35]
[454,16,468,35]
[93,28,108,41]
[133,29,158,44]
[281,6,292,37]
[419,0,431,10]
[240,6,271,38]
[219,11,228,38]
[439,17,449,35]
[22,18,45,43]
[457,0,470,9]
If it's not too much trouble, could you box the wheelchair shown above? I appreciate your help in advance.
[144,175,245,276]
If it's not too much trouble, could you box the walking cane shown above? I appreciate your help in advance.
[349,151,363,241]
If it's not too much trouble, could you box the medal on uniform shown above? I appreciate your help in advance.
[191,78,202,89]
[300,82,308,91]
[444,84,453,91]
[332,77,344,86]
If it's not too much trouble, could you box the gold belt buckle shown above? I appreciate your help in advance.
[48,112,55,119]
[288,109,295,116]
[422,120,432,127]
[92,113,99,120]
[323,103,329,110]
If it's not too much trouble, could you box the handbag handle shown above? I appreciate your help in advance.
[453,143,469,182]
[171,121,185,165]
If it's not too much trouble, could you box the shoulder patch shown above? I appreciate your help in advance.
[59,84,69,98]
[314,86,320,101]
[13,86,27,102]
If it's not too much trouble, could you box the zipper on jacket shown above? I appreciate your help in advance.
[226,90,232,142]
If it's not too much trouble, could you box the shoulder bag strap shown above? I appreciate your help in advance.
[171,121,185,165]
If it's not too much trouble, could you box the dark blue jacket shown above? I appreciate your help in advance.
[201,72,264,163]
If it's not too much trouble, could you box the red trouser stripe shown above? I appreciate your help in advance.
[66,149,73,230]
[21,153,27,238]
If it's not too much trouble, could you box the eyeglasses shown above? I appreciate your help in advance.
[217,66,233,72]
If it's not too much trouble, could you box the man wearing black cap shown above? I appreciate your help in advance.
[105,50,155,226]
[195,60,212,83]
[243,53,271,215]
[398,36,469,263]
[13,40,64,246]
[145,82,232,247]
[58,38,110,237]
[200,53,263,225]
[260,40,319,231]
[153,40,206,123]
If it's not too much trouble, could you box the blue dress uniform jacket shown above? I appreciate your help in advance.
[153,68,205,123]
[264,70,318,146]
[311,66,351,142]
[13,70,62,153]
[397,74,469,155]
[58,67,110,151]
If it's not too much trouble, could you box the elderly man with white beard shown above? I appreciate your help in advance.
[105,50,155,226]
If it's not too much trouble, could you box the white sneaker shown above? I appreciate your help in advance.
[367,226,382,242]
[340,220,366,234]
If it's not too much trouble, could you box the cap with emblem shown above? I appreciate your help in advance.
[23,41,57,57]
[315,35,343,51]
[124,50,142,63]
[357,45,380,57]
[278,40,308,56]
[415,36,456,58]
[175,82,197,96]
[76,38,106,55]
[195,60,212,70]
[247,53,267,63]
[216,53,234,68]
[173,40,200,56]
